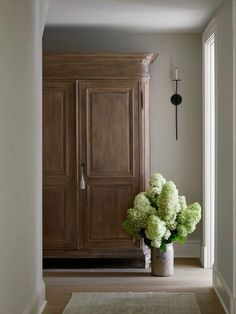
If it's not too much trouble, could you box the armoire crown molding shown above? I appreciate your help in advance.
[43,53,158,79]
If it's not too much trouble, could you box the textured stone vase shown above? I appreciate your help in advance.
[151,243,174,277]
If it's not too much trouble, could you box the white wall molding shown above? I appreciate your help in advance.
[174,239,201,258]
[23,281,46,314]
[213,266,235,314]
[202,20,216,268]
[202,18,216,41]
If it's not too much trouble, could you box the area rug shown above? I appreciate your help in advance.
[62,292,201,313]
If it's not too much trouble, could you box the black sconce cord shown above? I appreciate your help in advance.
[171,79,182,140]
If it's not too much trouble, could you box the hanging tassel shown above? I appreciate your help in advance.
[80,163,86,190]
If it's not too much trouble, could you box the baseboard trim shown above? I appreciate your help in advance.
[23,280,47,314]
[174,240,201,258]
[37,299,47,314]
[201,245,207,267]
[213,266,235,314]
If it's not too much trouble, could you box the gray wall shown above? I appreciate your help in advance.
[43,30,202,240]
[0,0,46,313]
[214,0,234,293]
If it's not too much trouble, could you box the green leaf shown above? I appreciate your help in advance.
[160,243,167,253]
[178,237,187,244]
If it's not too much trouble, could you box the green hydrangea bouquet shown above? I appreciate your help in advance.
[122,173,201,252]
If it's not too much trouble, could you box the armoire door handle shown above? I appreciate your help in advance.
[80,162,86,190]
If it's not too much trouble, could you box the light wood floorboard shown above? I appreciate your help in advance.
[43,259,225,314]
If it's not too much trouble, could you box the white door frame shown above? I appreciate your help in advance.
[202,20,216,269]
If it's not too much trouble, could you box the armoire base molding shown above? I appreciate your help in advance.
[43,256,150,269]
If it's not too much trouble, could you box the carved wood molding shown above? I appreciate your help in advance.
[43,53,158,79]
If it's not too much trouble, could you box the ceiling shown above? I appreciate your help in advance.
[46,0,223,32]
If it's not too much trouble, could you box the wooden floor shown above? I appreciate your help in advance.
[43,259,225,314]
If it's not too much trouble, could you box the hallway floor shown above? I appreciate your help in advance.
[43,258,225,314]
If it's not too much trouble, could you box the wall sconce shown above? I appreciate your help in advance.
[171,67,182,140]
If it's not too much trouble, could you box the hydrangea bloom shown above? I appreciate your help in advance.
[149,173,166,193]
[178,196,187,212]
[156,181,180,225]
[163,229,171,240]
[134,192,151,210]
[176,224,188,238]
[166,221,177,231]
[126,207,146,230]
[145,187,160,205]
[122,202,157,238]
[145,215,167,248]
[177,202,201,234]
[122,214,142,239]
[122,173,201,250]
[151,239,162,248]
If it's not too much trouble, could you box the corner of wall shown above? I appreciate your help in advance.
[213,266,235,314]
[232,0,236,308]
[23,281,47,314]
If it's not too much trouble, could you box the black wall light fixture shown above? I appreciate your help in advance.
[171,67,182,140]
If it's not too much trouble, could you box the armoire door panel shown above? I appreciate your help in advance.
[43,187,76,250]
[80,184,137,250]
[81,80,139,178]
[87,184,133,240]
[89,185,118,240]
[43,91,67,176]
[117,186,135,239]
[79,80,140,252]
[86,88,134,177]
[43,187,65,238]
[43,81,77,252]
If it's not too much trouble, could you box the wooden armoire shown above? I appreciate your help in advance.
[43,53,157,267]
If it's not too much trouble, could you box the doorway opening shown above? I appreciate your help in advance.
[202,22,216,269]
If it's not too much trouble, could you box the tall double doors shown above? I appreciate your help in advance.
[43,79,142,258]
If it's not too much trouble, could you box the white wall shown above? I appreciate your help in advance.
[43,31,202,241]
[0,0,46,313]
[211,0,236,313]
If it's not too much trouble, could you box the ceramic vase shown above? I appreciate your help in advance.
[151,243,174,277]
